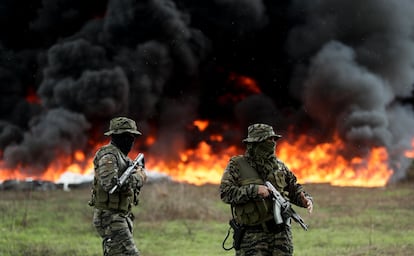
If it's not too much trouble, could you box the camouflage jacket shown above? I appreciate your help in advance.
[90,143,144,212]
[220,154,311,224]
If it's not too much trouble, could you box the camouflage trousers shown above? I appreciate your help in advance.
[236,227,293,256]
[93,209,140,256]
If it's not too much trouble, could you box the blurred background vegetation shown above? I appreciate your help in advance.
[1,177,414,256]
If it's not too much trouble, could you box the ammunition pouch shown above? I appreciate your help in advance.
[233,199,273,226]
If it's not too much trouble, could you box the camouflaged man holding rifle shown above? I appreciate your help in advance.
[220,123,313,256]
[89,117,147,256]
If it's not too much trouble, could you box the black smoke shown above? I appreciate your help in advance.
[0,0,413,181]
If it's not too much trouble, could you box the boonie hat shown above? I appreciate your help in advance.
[104,117,142,136]
[242,123,282,143]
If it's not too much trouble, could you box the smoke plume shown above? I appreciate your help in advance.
[0,0,413,181]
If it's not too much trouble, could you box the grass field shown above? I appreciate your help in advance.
[1,180,414,256]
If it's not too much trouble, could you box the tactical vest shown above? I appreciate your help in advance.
[232,155,287,226]
[90,144,133,213]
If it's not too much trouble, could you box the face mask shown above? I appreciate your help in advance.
[111,133,135,155]
[251,140,276,159]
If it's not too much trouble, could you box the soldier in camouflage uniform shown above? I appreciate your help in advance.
[89,117,147,256]
[220,123,313,256]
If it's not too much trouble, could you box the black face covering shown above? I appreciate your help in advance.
[111,133,135,155]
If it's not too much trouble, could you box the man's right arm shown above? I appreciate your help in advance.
[219,159,258,205]
[96,154,119,192]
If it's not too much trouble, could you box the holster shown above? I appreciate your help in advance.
[229,219,245,250]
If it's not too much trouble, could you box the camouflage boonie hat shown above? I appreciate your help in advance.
[104,117,142,136]
[242,123,282,143]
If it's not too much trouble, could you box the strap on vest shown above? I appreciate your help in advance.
[92,145,132,212]
[233,156,263,185]
[231,156,275,226]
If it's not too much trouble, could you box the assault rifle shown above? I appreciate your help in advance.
[109,153,145,194]
[265,181,308,231]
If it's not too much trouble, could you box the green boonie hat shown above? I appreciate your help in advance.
[104,117,142,136]
[242,123,282,143]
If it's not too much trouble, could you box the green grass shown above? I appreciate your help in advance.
[1,181,413,255]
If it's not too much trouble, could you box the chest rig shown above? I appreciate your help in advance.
[232,155,287,226]
[90,144,134,213]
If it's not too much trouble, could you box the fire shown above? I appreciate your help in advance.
[193,120,209,132]
[148,141,240,185]
[277,134,394,187]
[148,133,395,187]
[218,73,262,104]
[0,150,95,183]
[0,140,108,183]
[228,72,261,94]
[405,138,414,158]
[0,126,411,188]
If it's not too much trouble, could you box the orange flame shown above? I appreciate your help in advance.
[405,138,414,158]
[193,120,209,132]
[148,141,240,185]
[228,72,261,94]
[0,141,107,183]
[218,73,262,104]
[1,126,411,188]
[277,134,394,187]
[0,150,95,183]
[147,134,395,187]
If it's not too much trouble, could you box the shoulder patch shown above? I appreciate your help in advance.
[98,153,117,166]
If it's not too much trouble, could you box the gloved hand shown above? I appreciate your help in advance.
[129,166,147,189]
[136,166,147,184]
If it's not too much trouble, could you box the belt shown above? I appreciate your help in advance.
[244,219,285,233]
[95,207,130,216]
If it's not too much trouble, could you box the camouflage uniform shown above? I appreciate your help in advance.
[220,124,313,256]
[89,117,146,256]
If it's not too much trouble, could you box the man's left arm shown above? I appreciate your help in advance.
[283,165,313,213]
[129,166,147,190]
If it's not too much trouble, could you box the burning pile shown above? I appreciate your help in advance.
[0,118,411,187]
[1,0,414,187]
